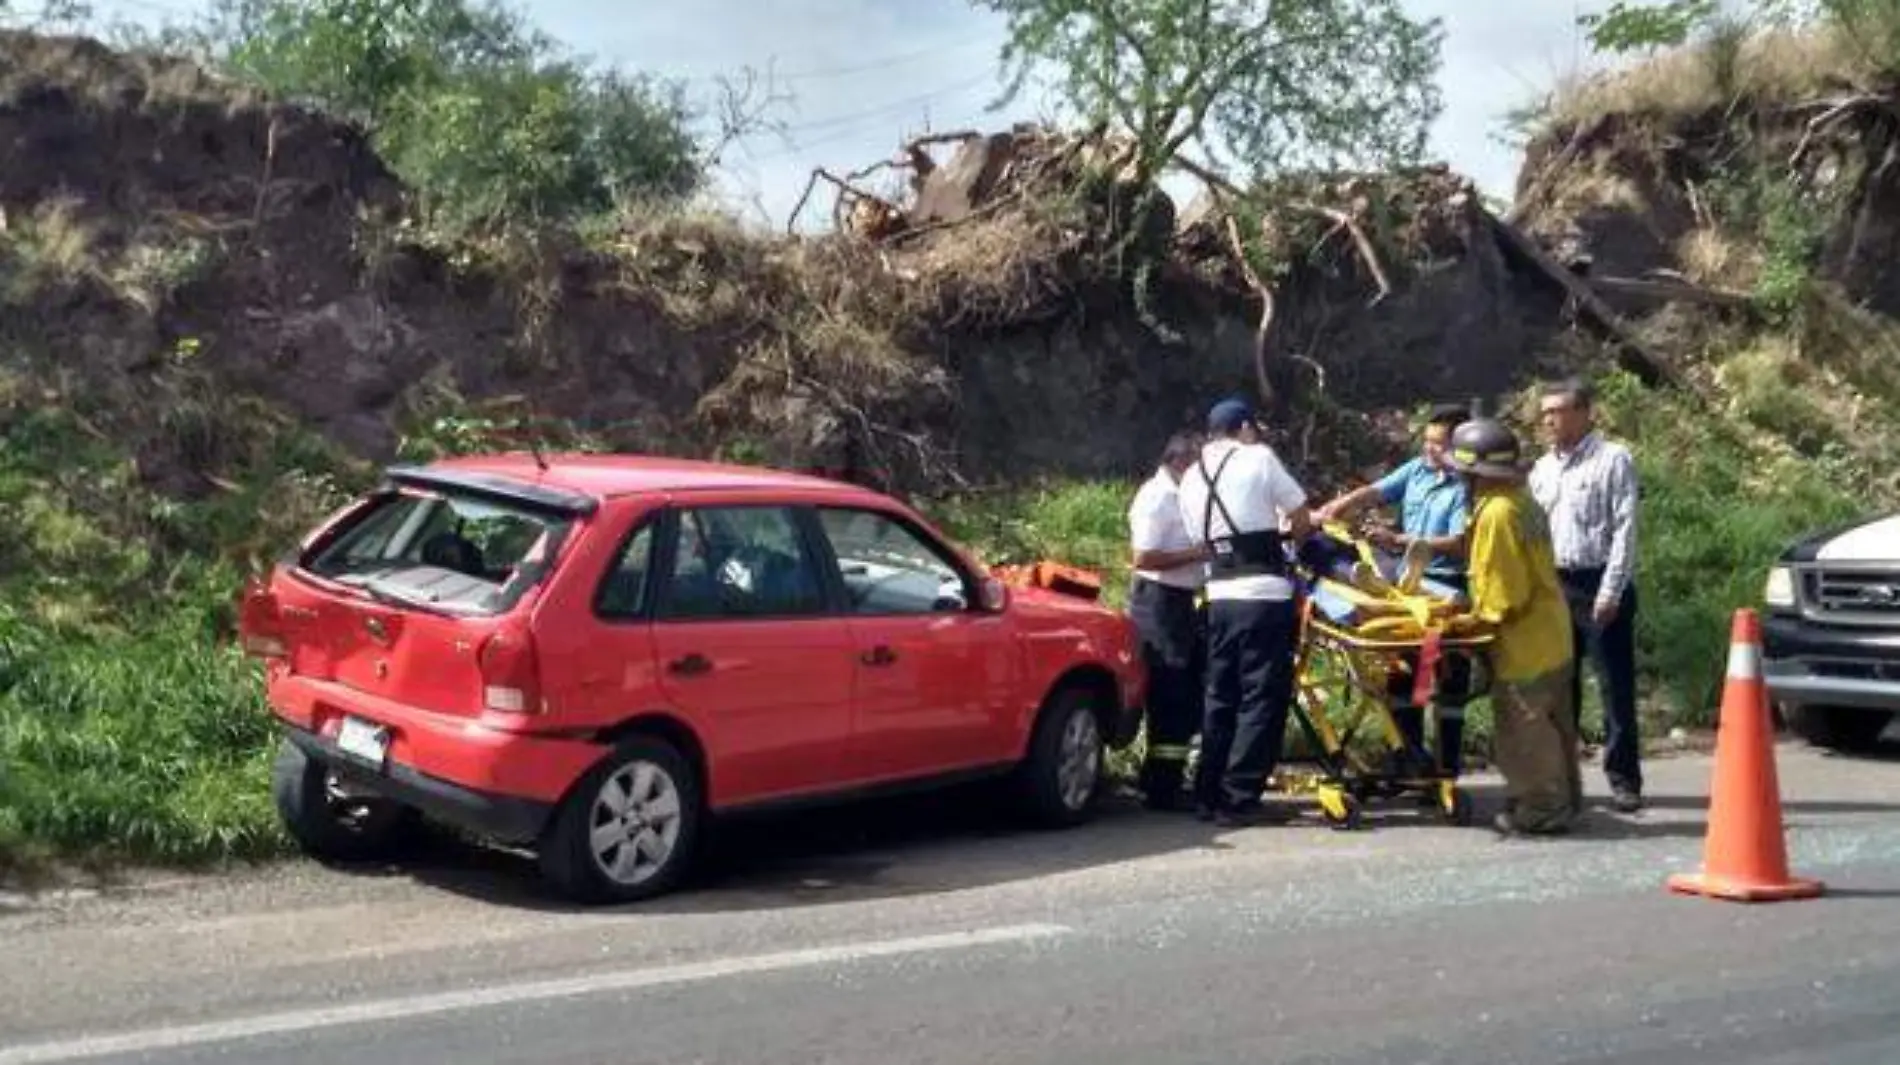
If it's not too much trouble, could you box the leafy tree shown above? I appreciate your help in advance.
[1576,0,1821,55]
[213,0,543,125]
[198,0,712,228]
[1577,0,1721,54]
[977,0,1445,188]
[976,0,1443,401]
[380,62,699,226]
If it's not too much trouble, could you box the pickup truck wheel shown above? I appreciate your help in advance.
[1016,687,1105,828]
[538,736,702,905]
[1782,703,1892,753]
[271,738,418,863]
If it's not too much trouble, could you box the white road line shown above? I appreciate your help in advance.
[0,922,1071,1065]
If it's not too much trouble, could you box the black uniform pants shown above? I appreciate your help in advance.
[1198,594,1297,812]
[1129,578,1204,801]
[1559,567,1642,795]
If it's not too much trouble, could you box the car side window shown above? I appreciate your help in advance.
[658,506,827,621]
[595,521,656,619]
[816,507,969,616]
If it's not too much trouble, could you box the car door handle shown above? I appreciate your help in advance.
[860,645,898,667]
[667,653,713,677]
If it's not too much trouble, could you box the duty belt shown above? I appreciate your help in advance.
[1198,448,1288,578]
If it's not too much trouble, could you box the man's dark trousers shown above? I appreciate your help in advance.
[1559,567,1641,796]
[1197,594,1297,815]
[1386,571,1470,776]
[1129,578,1204,807]
[1387,653,1470,776]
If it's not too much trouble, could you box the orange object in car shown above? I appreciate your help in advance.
[993,560,1103,602]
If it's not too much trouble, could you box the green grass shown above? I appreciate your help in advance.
[0,384,362,874]
[1590,372,1870,724]
[0,605,285,865]
[931,481,1136,606]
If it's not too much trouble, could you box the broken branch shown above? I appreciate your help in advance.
[1296,202,1392,305]
[880,189,1023,246]
[847,158,900,183]
[1485,212,1697,399]
[903,129,984,152]
[1788,94,1886,169]
[1593,274,1757,311]
[1223,210,1277,405]
[1173,155,1244,200]
[243,114,279,246]
[786,167,902,237]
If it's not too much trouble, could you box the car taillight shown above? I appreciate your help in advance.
[236,581,288,659]
[478,622,542,714]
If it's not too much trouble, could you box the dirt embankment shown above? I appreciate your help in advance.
[1,29,1751,507]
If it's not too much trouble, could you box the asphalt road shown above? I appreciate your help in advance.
[3,742,1899,1065]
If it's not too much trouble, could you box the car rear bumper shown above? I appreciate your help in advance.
[284,725,554,846]
[1763,613,1900,712]
[267,673,608,840]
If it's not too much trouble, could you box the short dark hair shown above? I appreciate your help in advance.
[1426,402,1468,429]
[1542,376,1595,410]
[1161,431,1201,467]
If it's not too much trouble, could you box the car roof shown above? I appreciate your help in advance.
[418,452,894,504]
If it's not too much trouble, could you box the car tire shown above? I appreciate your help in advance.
[538,736,703,905]
[1782,703,1891,753]
[1015,686,1106,828]
[271,738,419,863]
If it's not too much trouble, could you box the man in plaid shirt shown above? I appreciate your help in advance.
[1529,378,1644,814]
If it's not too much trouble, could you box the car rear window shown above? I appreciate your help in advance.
[300,488,573,615]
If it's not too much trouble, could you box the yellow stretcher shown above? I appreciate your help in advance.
[1275,523,1496,830]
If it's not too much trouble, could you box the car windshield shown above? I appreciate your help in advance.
[301,488,571,615]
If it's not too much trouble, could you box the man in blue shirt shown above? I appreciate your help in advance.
[1313,403,1474,777]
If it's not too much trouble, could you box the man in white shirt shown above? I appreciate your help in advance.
[1176,397,1314,826]
[1127,431,1213,811]
[1528,377,1644,813]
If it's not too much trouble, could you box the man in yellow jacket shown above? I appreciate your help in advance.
[1445,417,1583,836]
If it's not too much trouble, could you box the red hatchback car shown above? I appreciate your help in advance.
[239,454,1147,903]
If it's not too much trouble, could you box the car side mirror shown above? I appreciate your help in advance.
[976,576,1009,613]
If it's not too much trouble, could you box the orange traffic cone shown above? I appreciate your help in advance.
[1667,609,1825,903]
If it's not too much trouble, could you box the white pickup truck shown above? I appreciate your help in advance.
[1762,510,1900,751]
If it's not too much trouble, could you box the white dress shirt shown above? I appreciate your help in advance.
[1528,430,1640,609]
[1128,467,1206,590]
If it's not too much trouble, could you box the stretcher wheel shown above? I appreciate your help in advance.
[1440,786,1474,827]
[1318,788,1363,832]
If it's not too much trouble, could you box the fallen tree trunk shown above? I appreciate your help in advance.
[1591,275,1757,310]
[1484,212,1696,397]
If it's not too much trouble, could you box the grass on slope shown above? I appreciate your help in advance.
[0,390,362,875]
[1538,18,1897,131]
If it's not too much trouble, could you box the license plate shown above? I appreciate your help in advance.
[335,716,390,767]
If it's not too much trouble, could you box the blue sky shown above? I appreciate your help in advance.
[84,0,1607,229]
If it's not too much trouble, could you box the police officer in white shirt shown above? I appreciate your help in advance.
[1176,397,1314,826]
[1127,431,1213,811]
